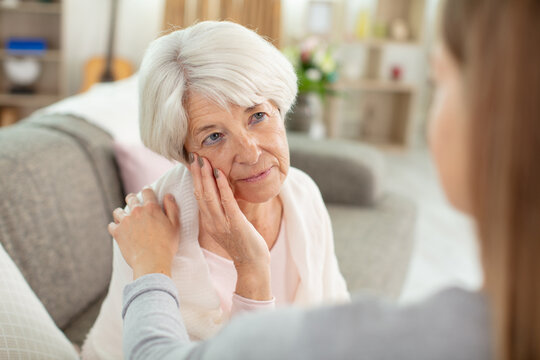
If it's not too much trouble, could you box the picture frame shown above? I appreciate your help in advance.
[306,0,334,36]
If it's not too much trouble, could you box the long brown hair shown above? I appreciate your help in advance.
[442,0,540,358]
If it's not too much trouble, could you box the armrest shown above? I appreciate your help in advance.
[287,132,385,206]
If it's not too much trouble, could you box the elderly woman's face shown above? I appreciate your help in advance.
[184,93,290,203]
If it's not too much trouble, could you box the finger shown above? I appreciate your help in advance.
[199,157,224,217]
[214,168,242,220]
[126,193,141,210]
[190,154,213,224]
[112,208,126,224]
[107,222,118,237]
[190,153,204,202]
[141,187,158,205]
[163,193,181,228]
[190,154,215,221]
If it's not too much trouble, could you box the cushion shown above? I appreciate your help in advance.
[0,242,79,359]
[0,120,118,329]
[287,132,385,207]
[113,141,177,194]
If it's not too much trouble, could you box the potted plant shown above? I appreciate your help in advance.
[283,37,338,138]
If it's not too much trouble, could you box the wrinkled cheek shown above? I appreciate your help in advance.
[205,146,235,176]
[274,132,290,177]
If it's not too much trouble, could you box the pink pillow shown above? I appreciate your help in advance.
[113,142,178,194]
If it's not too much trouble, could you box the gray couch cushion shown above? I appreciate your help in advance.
[63,293,106,346]
[329,193,416,299]
[288,132,385,207]
[23,114,125,214]
[0,116,123,329]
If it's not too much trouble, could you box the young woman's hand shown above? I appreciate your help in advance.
[108,188,180,280]
[190,154,272,301]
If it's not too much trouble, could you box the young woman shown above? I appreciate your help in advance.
[110,0,539,358]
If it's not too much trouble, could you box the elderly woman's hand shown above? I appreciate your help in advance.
[108,188,180,280]
[191,154,272,301]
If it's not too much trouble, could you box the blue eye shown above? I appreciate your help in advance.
[202,132,224,146]
[250,112,267,125]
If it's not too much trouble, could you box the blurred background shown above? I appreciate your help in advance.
[0,0,482,303]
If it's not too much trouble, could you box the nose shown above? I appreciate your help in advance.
[234,132,261,165]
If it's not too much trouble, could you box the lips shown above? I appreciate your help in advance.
[239,167,273,183]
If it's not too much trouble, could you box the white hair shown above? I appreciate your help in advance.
[138,21,298,162]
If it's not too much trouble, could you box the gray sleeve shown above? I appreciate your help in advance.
[122,274,198,359]
[123,274,491,360]
[122,274,309,360]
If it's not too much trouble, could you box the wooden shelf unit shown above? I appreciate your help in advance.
[342,38,421,48]
[0,0,64,127]
[324,0,426,148]
[0,1,61,14]
[330,79,416,93]
[0,49,61,62]
[0,93,61,107]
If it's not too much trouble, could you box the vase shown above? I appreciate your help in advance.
[287,92,325,139]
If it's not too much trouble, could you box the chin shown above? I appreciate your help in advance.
[234,184,281,203]
[232,169,284,203]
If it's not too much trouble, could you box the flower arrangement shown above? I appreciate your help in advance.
[283,37,338,97]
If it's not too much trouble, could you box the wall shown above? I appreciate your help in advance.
[63,0,165,95]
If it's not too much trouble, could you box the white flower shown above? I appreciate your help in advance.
[320,54,336,74]
[313,49,325,67]
[306,68,322,81]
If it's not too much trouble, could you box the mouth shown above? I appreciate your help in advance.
[239,167,273,183]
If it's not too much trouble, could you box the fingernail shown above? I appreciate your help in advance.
[188,153,195,164]
[213,168,219,178]
[198,155,204,168]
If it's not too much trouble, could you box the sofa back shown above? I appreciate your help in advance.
[0,115,124,329]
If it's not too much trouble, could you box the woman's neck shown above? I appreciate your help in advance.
[236,197,282,230]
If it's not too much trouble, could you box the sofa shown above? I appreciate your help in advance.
[0,113,416,348]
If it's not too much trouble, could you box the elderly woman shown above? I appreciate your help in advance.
[82,21,349,359]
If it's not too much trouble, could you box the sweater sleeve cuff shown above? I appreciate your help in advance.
[122,273,179,319]
[230,293,275,316]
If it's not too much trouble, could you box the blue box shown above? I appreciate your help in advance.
[6,38,48,55]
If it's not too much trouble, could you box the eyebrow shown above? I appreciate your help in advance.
[244,103,264,113]
[193,124,217,137]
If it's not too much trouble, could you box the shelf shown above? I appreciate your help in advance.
[342,37,421,48]
[370,142,408,153]
[0,93,61,107]
[0,49,61,62]
[0,2,61,14]
[330,79,415,93]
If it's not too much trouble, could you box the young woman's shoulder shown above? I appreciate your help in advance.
[343,287,492,359]
[213,287,491,360]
